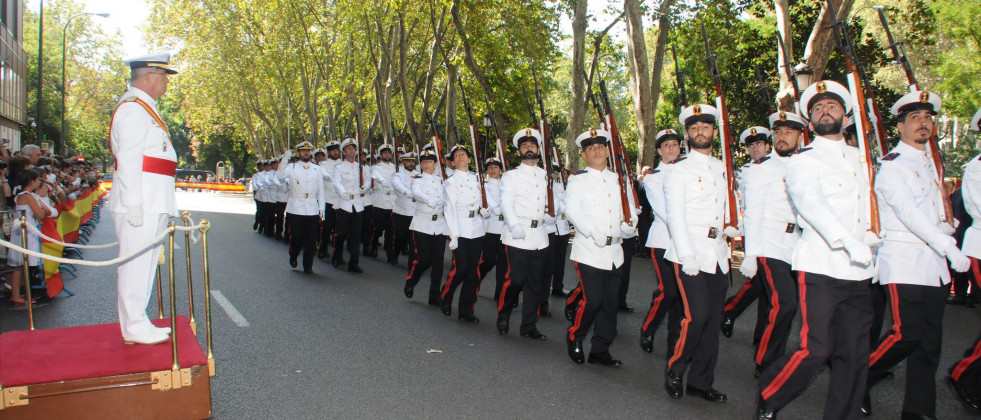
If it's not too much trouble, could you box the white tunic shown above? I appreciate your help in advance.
[392,167,418,217]
[276,158,326,216]
[501,163,549,251]
[319,158,342,206]
[962,154,981,259]
[483,177,506,235]
[565,167,627,270]
[663,151,731,274]
[545,180,572,236]
[643,163,671,250]
[409,172,449,235]
[370,161,397,210]
[741,151,800,264]
[444,171,486,240]
[332,160,370,212]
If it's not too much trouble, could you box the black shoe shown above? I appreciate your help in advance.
[275,234,284,241]
[253,222,259,230]
[756,394,778,420]
[640,334,654,353]
[754,364,763,379]
[564,305,576,322]
[900,411,937,420]
[404,284,414,298]
[860,390,871,417]
[348,264,363,273]
[946,375,981,412]
[332,255,345,267]
[496,314,509,334]
[387,255,397,265]
[587,352,623,367]
[520,330,546,340]
[551,289,566,297]
[617,304,634,313]
[720,314,734,338]
[458,315,479,324]
[289,255,298,268]
[540,307,552,318]
[303,268,314,274]
[369,248,379,258]
[440,302,452,316]
[685,385,727,402]
[664,370,684,400]
[567,339,585,364]
[947,295,966,305]
[317,249,328,260]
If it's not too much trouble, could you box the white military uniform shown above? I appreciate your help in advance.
[501,163,549,250]
[371,161,397,211]
[333,160,369,212]
[545,181,572,236]
[444,170,486,241]
[565,167,627,269]
[643,163,671,250]
[742,151,800,264]
[392,167,418,217]
[962,154,981,259]
[663,151,731,274]
[277,158,325,216]
[320,157,342,207]
[483,177,506,235]
[410,171,448,235]
[109,86,178,343]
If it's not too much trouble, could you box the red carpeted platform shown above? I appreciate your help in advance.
[0,316,206,387]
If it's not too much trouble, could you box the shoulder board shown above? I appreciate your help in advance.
[121,96,139,103]
[644,168,654,175]
[574,169,587,175]
[652,169,660,174]
[794,147,813,154]
[668,156,687,164]
[412,175,421,179]
[881,152,900,161]
[753,156,771,165]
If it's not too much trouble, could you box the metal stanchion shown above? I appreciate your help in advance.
[20,216,35,330]
[167,222,179,372]
[200,220,215,376]
[156,254,164,319]
[181,211,196,334]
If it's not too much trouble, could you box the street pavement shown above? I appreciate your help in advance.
[2,190,980,419]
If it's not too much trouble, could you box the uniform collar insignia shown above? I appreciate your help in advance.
[881,151,901,161]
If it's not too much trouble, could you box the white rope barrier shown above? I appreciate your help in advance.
[24,222,119,249]
[0,222,208,267]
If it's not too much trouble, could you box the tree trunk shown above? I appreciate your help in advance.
[774,0,796,111]
[445,60,459,147]
[802,0,856,81]
[624,0,655,171]
[647,1,674,167]
[566,0,588,170]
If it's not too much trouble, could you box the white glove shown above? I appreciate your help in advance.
[319,209,325,220]
[842,237,873,266]
[621,222,637,236]
[510,224,526,240]
[941,222,956,236]
[681,255,700,276]
[862,231,883,247]
[126,206,144,227]
[592,234,607,247]
[479,207,491,218]
[427,198,439,208]
[723,226,742,239]
[492,206,502,216]
[282,150,293,161]
[946,244,971,273]
[448,237,459,251]
[739,255,758,278]
[544,213,556,223]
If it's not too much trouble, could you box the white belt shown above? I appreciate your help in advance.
[689,225,724,239]
[289,191,316,199]
[763,220,800,234]
[883,229,926,245]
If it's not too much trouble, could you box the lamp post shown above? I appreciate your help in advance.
[61,12,109,155]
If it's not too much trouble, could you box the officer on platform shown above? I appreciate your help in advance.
[391,152,418,265]
[277,141,326,274]
[403,150,448,306]
[565,129,636,367]
[440,144,487,323]
[332,138,370,273]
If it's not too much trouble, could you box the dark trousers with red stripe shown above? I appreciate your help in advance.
[759,272,872,420]
[640,248,682,354]
[950,329,981,387]
[755,257,797,369]
[477,233,505,299]
[666,265,728,390]
[498,246,546,334]
[724,272,770,344]
[869,282,889,349]
[441,236,485,317]
[362,205,376,252]
[370,207,394,258]
[334,209,363,266]
[567,261,623,354]
[286,213,319,271]
[868,282,948,417]
[404,231,446,304]
[391,213,414,264]
[274,202,286,237]
[544,233,570,295]
[617,237,636,307]
[320,204,335,252]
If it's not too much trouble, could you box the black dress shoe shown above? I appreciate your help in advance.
[720,314,734,338]
[946,375,981,412]
[540,307,552,318]
[317,249,328,260]
[348,265,363,273]
[664,370,684,400]
[756,394,778,420]
[404,284,414,298]
[520,330,547,340]
[289,256,298,268]
[860,390,871,417]
[567,340,585,364]
[639,335,654,353]
[387,256,397,265]
[617,304,634,313]
[440,302,452,316]
[900,411,937,420]
[685,385,727,402]
[551,289,566,297]
[303,268,314,274]
[754,364,763,379]
[564,305,576,322]
[458,315,479,324]
[332,256,345,267]
[496,314,509,334]
[587,352,623,367]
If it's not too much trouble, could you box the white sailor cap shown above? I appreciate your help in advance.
[768,111,808,131]
[361,149,370,157]
[314,148,326,156]
[325,140,341,150]
[739,126,771,145]
[972,108,981,132]
[448,144,470,158]
[378,143,394,154]
[423,142,436,151]
[654,129,682,148]
[575,128,611,148]
[340,138,359,150]
[295,141,313,151]
[400,152,417,160]
[124,53,178,74]
[419,150,439,162]
[485,157,503,168]
[397,146,406,154]
[890,90,941,117]
[799,80,852,118]
[512,128,543,149]
[678,104,721,128]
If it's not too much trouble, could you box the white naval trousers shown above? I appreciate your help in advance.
[114,213,168,339]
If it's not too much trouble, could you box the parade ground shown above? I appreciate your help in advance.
[2,191,979,419]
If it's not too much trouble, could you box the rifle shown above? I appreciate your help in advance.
[531,67,556,217]
[775,32,813,146]
[672,45,688,108]
[426,85,449,180]
[457,77,488,208]
[754,63,774,115]
[700,23,739,233]
[877,8,953,226]
[355,112,365,188]
[826,0,880,233]
[599,78,641,225]
[483,98,508,170]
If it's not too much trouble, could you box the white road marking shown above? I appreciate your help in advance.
[211,290,250,327]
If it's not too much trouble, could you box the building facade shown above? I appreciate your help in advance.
[0,0,26,151]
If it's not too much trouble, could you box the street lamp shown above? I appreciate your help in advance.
[61,12,109,155]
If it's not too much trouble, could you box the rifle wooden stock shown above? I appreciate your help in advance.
[701,24,739,231]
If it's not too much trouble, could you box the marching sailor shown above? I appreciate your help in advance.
[270,158,288,241]
[318,141,342,259]
[370,143,397,261]
[544,164,571,316]
[439,144,487,322]
[390,152,418,265]
[332,138,370,273]
[277,141,327,274]
[478,158,507,300]
[403,150,449,305]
